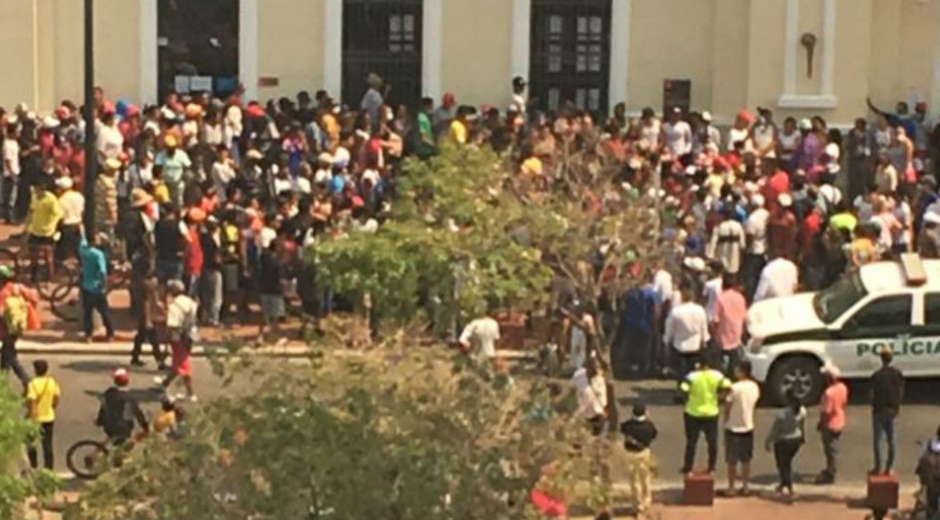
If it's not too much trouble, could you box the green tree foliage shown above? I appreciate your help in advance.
[77,344,610,520]
[315,144,659,330]
[0,383,57,520]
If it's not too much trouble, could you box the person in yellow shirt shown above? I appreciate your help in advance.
[24,180,62,282]
[448,106,476,146]
[26,359,60,470]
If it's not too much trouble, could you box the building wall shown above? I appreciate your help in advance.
[440,0,512,108]
[256,0,325,100]
[626,0,715,114]
[1,0,939,126]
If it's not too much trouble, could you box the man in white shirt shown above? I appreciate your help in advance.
[753,253,799,302]
[3,124,21,223]
[55,177,84,260]
[96,113,124,160]
[663,108,693,158]
[723,360,761,496]
[664,286,709,378]
[458,311,501,369]
[510,76,528,115]
[743,194,769,300]
[572,357,608,435]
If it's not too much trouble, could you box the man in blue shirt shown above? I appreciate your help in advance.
[80,236,114,342]
[611,270,657,379]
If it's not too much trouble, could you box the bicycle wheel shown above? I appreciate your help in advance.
[50,283,81,322]
[38,262,79,302]
[66,439,110,480]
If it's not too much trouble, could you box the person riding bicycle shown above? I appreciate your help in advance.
[94,368,149,444]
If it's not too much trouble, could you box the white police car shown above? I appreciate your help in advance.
[746,254,940,405]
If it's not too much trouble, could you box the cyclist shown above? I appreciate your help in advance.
[94,368,149,444]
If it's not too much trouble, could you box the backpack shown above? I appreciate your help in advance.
[4,293,29,336]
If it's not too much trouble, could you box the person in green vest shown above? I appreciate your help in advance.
[679,351,731,475]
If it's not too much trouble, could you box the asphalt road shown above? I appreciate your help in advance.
[5,354,940,492]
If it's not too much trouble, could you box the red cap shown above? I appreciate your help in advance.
[102,101,116,115]
[55,106,70,119]
[737,109,754,124]
[126,104,140,117]
[112,368,130,386]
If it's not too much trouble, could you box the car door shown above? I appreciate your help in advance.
[906,292,940,376]
[831,294,913,377]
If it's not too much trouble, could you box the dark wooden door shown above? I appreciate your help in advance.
[529,0,611,116]
[158,0,240,101]
[342,0,423,110]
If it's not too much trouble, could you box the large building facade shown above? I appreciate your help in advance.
[3,0,940,125]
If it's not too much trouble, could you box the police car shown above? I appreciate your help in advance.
[746,254,940,405]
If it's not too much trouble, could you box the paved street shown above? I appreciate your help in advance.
[9,352,940,496]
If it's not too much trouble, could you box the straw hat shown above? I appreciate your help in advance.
[130,188,154,208]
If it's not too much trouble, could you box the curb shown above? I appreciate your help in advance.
[16,341,312,358]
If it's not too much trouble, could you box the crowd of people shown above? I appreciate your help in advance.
[2,70,940,514]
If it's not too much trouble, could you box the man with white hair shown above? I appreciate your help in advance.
[742,194,768,300]
[816,364,848,484]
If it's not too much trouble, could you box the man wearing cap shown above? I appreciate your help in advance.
[816,364,848,484]
[94,158,120,239]
[694,111,721,155]
[55,176,83,261]
[766,193,797,261]
[792,118,821,173]
[360,73,385,131]
[742,194,768,300]
[919,211,940,258]
[155,135,192,207]
[96,106,123,160]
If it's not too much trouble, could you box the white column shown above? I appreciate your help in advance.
[781,0,799,98]
[422,0,443,100]
[778,0,837,109]
[608,0,632,108]
[931,1,940,120]
[239,0,259,100]
[820,0,836,97]
[323,0,343,100]
[139,0,158,104]
[511,0,531,80]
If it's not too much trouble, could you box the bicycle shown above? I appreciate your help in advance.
[0,243,79,302]
[65,430,147,480]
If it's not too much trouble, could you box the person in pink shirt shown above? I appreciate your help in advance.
[816,364,849,484]
[712,273,748,373]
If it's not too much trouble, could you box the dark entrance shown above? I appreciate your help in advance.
[342,0,423,109]
[529,0,612,115]
[158,0,240,102]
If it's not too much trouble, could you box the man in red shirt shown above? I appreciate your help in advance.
[763,169,790,213]
[816,364,849,484]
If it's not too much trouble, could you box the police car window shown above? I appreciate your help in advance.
[846,295,912,330]
[925,294,940,328]
[813,272,868,324]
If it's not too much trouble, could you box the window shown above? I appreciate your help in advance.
[846,295,912,333]
[529,0,611,115]
[342,0,423,109]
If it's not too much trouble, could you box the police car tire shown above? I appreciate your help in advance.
[767,357,823,406]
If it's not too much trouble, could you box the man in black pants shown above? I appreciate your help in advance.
[129,255,166,369]
[679,353,731,474]
[26,359,60,470]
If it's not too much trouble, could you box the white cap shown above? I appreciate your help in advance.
[683,256,707,272]
[54,176,73,190]
[925,212,940,225]
[42,116,60,129]
[778,193,793,208]
[799,118,812,131]
[701,111,713,122]
[684,165,697,176]
[751,194,765,207]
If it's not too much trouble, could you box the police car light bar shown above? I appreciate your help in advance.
[900,253,928,286]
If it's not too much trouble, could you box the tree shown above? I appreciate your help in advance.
[0,383,57,520]
[315,143,660,336]
[76,338,612,520]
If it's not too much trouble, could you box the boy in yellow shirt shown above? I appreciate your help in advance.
[26,359,60,470]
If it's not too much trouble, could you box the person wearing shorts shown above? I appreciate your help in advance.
[723,360,760,496]
[155,280,198,401]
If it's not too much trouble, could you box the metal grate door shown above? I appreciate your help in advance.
[342,0,423,109]
[529,0,612,116]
